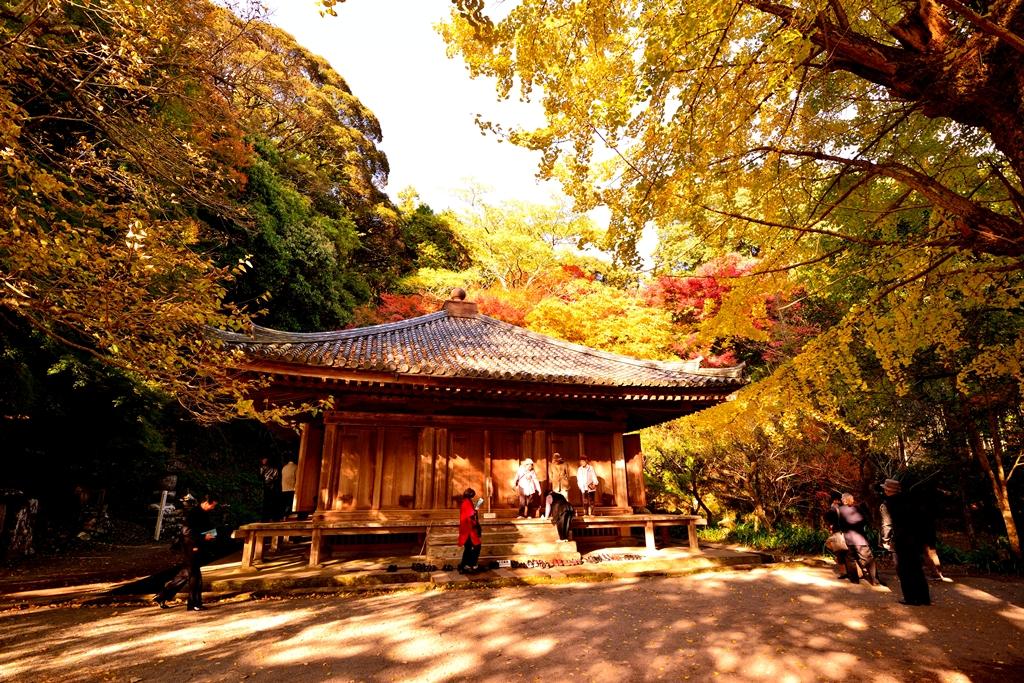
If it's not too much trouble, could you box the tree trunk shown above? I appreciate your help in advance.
[965,414,1021,558]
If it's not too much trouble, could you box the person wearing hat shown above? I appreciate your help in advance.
[880,478,931,606]
[513,458,541,518]
[544,452,571,519]
[576,456,599,516]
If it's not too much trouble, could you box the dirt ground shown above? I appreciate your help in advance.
[1,554,1022,683]
[0,543,175,597]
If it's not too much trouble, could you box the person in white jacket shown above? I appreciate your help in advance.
[513,459,541,518]
[577,456,599,516]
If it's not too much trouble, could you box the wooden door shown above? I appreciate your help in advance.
[334,427,375,511]
[380,427,418,509]
[447,429,485,509]
[549,432,582,505]
[490,429,524,509]
[583,433,615,507]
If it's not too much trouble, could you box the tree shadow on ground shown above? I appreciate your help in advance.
[0,567,1022,682]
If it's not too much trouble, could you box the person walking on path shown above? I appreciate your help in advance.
[457,488,482,573]
[513,459,541,518]
[576,456,598,516]
[154,494,219,611]
[837,493,879,585]
[824,492,853,580]
[881,478,931,606]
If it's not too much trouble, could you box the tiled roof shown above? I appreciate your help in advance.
[218,302,745,390]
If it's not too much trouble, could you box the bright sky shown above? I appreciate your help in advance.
[258,0,561,212]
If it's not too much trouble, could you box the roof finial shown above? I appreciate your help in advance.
[442,287,477,317]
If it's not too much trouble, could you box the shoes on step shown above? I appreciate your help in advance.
[188,605,206,611]
[154,599,171,609]
[898,600,930,606]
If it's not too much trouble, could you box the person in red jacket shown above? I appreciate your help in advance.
[457,488,482,573]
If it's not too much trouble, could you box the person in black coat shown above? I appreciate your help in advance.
[154,494,218,611]
[823,492,852,579]
[880,479,931,606]
[545,491,574,542]
[837,493,879,585]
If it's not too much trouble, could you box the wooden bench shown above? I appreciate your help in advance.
[572,514,706,551]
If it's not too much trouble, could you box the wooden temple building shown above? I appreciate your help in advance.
[223,291,746,567]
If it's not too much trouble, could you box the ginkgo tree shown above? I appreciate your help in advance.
[441,0,1024,553]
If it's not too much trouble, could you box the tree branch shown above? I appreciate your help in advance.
[934,0,1024,54]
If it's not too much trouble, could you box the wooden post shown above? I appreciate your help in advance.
[253,535,265,565]
[415,427,435,509]
[241,533,256,570]
[153,490,169,541]
[371,431,384,511]
[483,430,492,514]
[644,520,656,550]
[309,527,323,566]
[688,519,700,551]
[611,433,629,509]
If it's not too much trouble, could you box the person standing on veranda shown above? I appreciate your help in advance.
[577,456,598,517]
[280,458,297,520]
[545,452,571,518]
[513,459,541,518]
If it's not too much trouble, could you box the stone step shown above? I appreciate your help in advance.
[428,543,580,563]
[425,540,577,557]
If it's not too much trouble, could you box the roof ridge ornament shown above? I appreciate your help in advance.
[441,287,478,317]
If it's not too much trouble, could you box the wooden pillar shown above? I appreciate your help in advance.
[483,430,492,514]
[432,428,449,509]
[371,430,384,511]
[241,534,257,570]
[624,433,646,509]
[309,527,323,566]
[253,535,265,565]
[611,433,629,509]
[688,519,701,552]
[644,521,657,550]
